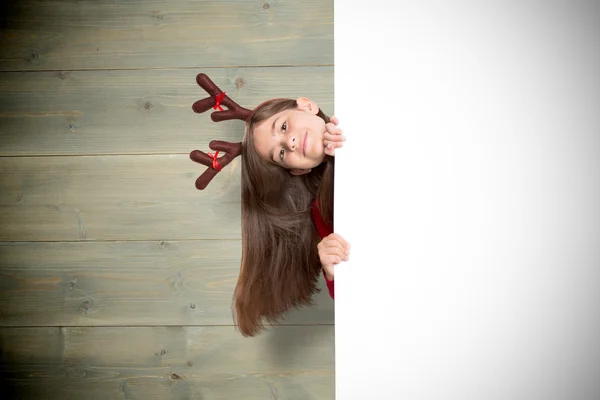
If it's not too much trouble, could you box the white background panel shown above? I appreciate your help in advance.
[334,2,600,399]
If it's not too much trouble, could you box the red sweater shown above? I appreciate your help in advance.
[311,201,335,299]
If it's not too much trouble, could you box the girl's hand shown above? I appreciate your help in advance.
[318,233,351,281]
[324,116,346,156]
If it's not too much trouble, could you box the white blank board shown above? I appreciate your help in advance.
[333,2,600,399]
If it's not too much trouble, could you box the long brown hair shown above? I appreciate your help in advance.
[234,98,334,336]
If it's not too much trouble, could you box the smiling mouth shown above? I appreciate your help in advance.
[302,132,307,156]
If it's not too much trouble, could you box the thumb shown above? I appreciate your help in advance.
[324,265,334,281]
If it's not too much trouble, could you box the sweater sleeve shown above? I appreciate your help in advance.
[311,201,335,299]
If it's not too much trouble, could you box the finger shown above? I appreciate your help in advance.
[325,233,346,244]
[323,237,345,249]
[324,132,346,142]
[326,233,351,250]
[325,125,344,136]
[325,121,343,131]
[323,140,343,150]
[324,141,344,151]
[324,243,350,259]
[324,248,348,262]
[323,265,334,280]
[323,242,345,254]
[321,241,348,259]
[325,240,350,252]
[322,255,342,266]
[330,116,339,126]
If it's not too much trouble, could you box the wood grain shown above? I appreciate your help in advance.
[0,326,334,399]
[0,0,333,72]
[0,240,334,327]
[0,154,243,241]
[0,67,334,156]
[0,2,337,398]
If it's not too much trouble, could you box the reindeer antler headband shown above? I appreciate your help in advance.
[189,73,256,190]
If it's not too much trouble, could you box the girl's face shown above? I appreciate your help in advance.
[251,98,326,175]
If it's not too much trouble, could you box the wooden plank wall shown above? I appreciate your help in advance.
[0,1,334,399]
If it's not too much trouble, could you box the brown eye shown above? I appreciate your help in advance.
[279,149,284,161]
[282,122,287,133]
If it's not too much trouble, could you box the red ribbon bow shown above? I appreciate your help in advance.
[208,151,222,171]
[213,92,226,111]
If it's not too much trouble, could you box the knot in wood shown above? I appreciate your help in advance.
[263,2,270,10]
[152,12,164,23]
[189,303,196,309]
[235,77,246,89]
[82,301,90,310]
[60,72,67,80]
[161,349,166,355]
[171,373,181,380]
[144,101,153,110]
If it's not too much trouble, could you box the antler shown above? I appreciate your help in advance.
[192,73,253,122]
[190,73,253,190]
[190,140,242,190]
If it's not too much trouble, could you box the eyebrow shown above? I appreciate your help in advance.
[269,117,280,162]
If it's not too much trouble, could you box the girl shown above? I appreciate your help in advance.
[189,74,350,337]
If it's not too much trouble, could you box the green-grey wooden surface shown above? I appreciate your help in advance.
[0,67,334,156]
[0,241,334,326]
[0,0,333,72]
[0,0,334,398]
[0,326,334,399]
[0,155,243,241]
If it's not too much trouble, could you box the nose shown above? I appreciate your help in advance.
[283,132,298,151]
